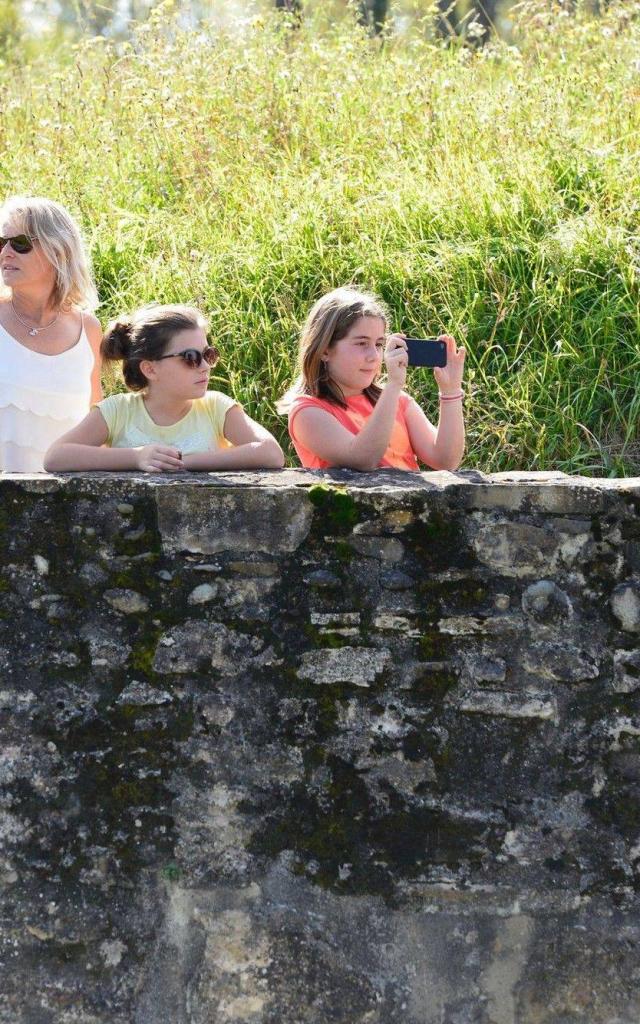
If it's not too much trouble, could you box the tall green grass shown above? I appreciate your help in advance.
[2,0,640,473]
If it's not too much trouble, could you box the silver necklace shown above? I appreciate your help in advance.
[11,299,60,337]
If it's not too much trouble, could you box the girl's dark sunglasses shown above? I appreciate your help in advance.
[0,234,34,254]
[155,346,218,369]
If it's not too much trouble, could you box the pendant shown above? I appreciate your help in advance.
[29,329,38,336]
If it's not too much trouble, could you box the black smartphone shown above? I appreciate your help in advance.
[405,337,447,368]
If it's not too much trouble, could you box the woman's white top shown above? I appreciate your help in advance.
[0,316,94,473]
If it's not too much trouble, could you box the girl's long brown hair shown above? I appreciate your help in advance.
[278,287,388,412]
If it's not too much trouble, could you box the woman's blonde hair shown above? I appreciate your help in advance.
[278,286,388,412]
[0,195,98,311]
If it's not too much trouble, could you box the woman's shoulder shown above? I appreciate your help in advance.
[57,307,101,355]
[0,299,12,334]
[60,306,96,325]
[82,311,102,344]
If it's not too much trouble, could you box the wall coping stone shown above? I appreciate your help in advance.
[3,467,640,493]
[3,468,639,516]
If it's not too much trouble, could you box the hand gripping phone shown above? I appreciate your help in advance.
[405,337,447,368]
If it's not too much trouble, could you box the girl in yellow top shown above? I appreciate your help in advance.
[44,304,284,473]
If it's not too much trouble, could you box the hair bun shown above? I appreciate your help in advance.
[101,317,134,361]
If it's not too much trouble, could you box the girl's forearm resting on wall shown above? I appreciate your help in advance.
[44,444,146,472]
[182,438,285,471]
[45,439,285,473]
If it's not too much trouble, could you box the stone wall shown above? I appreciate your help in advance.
[1,469,639,1024]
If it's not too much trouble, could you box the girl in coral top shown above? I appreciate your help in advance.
[279,287,466,472]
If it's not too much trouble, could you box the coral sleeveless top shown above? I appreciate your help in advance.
[0,316,94,472]
[288,392,420,471]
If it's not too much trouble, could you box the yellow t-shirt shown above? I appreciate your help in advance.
[96,391,237,454]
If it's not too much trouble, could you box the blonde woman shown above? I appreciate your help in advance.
[0,196,102,472]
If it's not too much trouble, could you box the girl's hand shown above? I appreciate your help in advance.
[384,333,408,389]
[434,335,465,394]
[134,445,185,473]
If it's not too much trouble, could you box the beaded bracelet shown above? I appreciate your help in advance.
[438,390,465,402]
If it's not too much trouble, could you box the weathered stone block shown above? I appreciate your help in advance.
[455,689,558,721]
[303,568,341,588]
[521,579,573,623]
[462,652,507,684]
[347,535,405,562]
[522,642,600,682]
[380,569,416,590]
[103,588,150,614]
[611,579,640,633]
[115,680,173,707]
[156,484,313,555]
[613,649,640,693]
[153,620,267,676]
[297,647,391,686]
[471,519,590,578]
[187,583,217,605]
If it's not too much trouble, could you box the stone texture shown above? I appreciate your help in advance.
[522,641,600,682]
[1,469,640,1024]
[455,689,558,720]
[462,652,507,684]
[471,519,591,578]
[153,620,268,676]
[115,680,173,707]
[611,578,640,633]
[297,646,391,686]
[613,649,640,693]
[156,483,313,555]
[521,579,573,623]
[347,535,405,562]
[187,583,217,605]
[104,588,150,614]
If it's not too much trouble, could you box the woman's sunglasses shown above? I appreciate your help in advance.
[155,346,218,369]
[0,234,34,254]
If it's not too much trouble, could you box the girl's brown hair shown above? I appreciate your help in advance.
[101,304,217,392]
[277,286,388,412]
